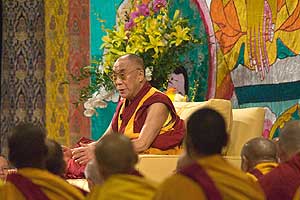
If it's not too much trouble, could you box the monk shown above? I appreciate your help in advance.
[46,139,88,195]
[84,159,103,191]
[72,54,185,165]
[0,123,85,200]
[241,137,278,181]
[0,155,9,181]
[176,150,194,172]
[259,120,300,200]
[154,108,265,200]
[45,139,66,176]
[87,133,157,200]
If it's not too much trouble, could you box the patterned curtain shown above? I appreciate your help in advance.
[0,1,2,154]
[45,0,70,145]
[0,0,46,154]
[0,1,2,100]
[68,0,90,144]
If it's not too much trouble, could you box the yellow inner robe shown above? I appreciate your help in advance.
[293,187,300,200]
[246,162,278,181]
[154,155,265,200]
[0,168,84,200]
[87,174,157,200]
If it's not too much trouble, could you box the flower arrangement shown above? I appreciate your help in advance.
[73,0,201,116]
[102,0,200,88]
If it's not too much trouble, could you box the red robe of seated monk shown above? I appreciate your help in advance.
[247,162,278,181]
[111,82,185,154]
[259,153,300,200]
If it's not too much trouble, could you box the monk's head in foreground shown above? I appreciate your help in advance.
[241,137,277,172]
[94,133,138,180]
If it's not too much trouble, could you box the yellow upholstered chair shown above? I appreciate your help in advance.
[136,155,243,183]
[138,99,234,182]
[137,101,266,183]
[173,99,233,134]
[226,107,266,156]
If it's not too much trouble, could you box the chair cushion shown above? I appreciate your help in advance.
[226,107,265,156]
[173,99,233,134]
[136,155,241,183]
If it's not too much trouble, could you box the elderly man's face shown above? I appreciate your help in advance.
[0,156,9,181]
[112,58,144,100]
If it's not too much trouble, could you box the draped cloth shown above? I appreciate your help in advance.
[111,82,185,154]
[45,0,70,145]
[179,162,222,200]
[0,168,85,200]
[0,1,2,107]
[87,174,157,200]
[247,162,278,181]
[6,173,49,200]
[259,153,300,200]
[154,155,265,200]
[64,137,94,179]
[68,0,91,144]
[0,0,46,154]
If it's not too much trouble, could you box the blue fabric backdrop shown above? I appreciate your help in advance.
[90,0,122,140]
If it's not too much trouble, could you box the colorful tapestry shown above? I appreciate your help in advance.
[168,0,213,101]
[3,0,299,144]
[1,0,46,154]
[209,0,300,138]
[45,0,70,145]
[68,0,91,144]
[0,1,2,104]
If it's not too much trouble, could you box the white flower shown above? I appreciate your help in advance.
[84,100,93,110]
[92,99,108,108]
[98,64,104,71]
[145,66,153,81]
[111,91,119,102]
[84,108,96,117]
[95,88,109,100]
[83,87,119,117]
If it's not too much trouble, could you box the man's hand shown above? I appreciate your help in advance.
[71,142,96,166]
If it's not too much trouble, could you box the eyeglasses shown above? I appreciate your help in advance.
[110,68,141,82]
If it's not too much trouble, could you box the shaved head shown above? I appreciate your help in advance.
[241,137,277,171]
[45,139,65,175]
[115,54,145,70]
[279,120,300,161]
[85,159,103,190]
[8,123,48,169]
[95,133,137,179]
[113,54,146,101]
[186,108,228,156]
[242,137,277,162]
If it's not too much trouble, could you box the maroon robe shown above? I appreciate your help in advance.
[179,162,223,200]
[111,82,185,150]
[259,153,300,200]
[249,168,264,180]
[6,173,49,200]
[64,137,94,179]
